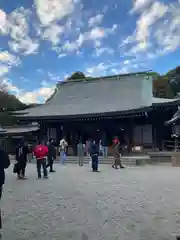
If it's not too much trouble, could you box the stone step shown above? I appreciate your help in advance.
[10,155,149,166]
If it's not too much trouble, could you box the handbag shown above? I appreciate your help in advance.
[13,163,19,173]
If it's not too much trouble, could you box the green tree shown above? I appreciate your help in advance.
[67,71,86,81]
[167,66,180,97]
[0,87,27,126]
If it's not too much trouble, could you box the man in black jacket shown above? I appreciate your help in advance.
[46,139,56,172]
[0,140,10,237]
[15,139,30,179]
[89,140,100,172]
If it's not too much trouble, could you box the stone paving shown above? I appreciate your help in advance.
[1,164,180,240]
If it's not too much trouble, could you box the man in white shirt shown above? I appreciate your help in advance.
[59,137,68,164]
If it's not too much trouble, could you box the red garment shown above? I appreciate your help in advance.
[33,144,48,160]
[113,138,120,145]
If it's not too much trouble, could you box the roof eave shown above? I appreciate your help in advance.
[17,106,152,120]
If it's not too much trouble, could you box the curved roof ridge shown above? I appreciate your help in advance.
[58,70,151,86]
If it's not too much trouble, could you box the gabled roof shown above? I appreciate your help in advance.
[15,72,180,119]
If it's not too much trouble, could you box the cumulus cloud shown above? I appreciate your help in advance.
[1,7,39,55]
[0,51,20,66]
[123,1,180,59]
[130,0,153,14]
[88,14,103,27]
[0,9,7,32]
[18,86,55,104]
[35,0,76,26]
[63,24,117,53]
[0,65,9,77]
[42,24,64,45]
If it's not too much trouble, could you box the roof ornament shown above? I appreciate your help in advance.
[165,106,180,151]
[165,106,180,125]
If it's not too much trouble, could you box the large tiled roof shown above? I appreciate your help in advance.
[15,72,180,119]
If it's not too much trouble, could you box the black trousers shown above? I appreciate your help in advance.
[0,185,2,229]
[36,159,48,178]
[17,160,27,177]
[46,157,54,171]
[92,156,98,171]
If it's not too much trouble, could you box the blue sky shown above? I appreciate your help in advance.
[0,0,179,104]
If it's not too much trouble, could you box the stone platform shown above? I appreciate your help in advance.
[148,151,180,166]
[28,155,150,166]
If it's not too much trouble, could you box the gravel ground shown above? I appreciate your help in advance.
[1,164,180,240]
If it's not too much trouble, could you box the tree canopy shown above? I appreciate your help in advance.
[0,87,27,126]
[67,71,86,81]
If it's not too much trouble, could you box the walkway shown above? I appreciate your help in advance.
[1,164,180,239]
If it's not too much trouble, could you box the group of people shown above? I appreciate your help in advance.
[77,136,125,171]
[0,135,125,237]
[14,135,125,179]
[15,138,57,180]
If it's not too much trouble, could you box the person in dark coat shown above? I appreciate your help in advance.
[89,140,99,172]
[15,139,30,179]
[0,140,10,237]
[46,139,56,172]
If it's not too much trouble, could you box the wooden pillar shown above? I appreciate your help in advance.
[125,119,133,153]
[152,109,164,150]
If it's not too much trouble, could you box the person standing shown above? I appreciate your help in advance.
[112,136,125,169]
[85,139,92,167]
[33,141,48,179]
[59,137,68,165]
[0,140,10,238]
[102,135,108,157]
[77,139,85,166]
[15,139,30,179]
[89,140,99,172]
[46,139,56,172]
[99,140,103,156]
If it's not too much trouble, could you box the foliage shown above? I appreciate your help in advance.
[167,66,180,96]
[0,91,26,110]
[67,71,86,81]
[0,90,27,126]
[152,67,180,98]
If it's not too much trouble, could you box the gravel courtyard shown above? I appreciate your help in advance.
[1,164,180,240]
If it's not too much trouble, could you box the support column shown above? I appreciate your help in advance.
[125,119,133,153]
[152,109,164,150]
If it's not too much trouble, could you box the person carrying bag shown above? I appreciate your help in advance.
[0,141,10,238]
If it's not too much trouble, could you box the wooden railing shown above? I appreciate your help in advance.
[163,140,180,151]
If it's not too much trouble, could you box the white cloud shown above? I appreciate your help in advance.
[94,47,114,57]
[88,24,117,40]
[0,65,9,77]
[88,14,103,27]
[136,2,167,44]
[35,0,76,26]
[9,37,39,55]
[18,86,55,104]
[125,1,170,56]
[63,24,117,53]
[1,7,40,55]
[0,9,7,32]
[154,2,180,55]
[0,51,20,66]
[130,0,153,13]
[86,62,113,76]
[42,24,64,45]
